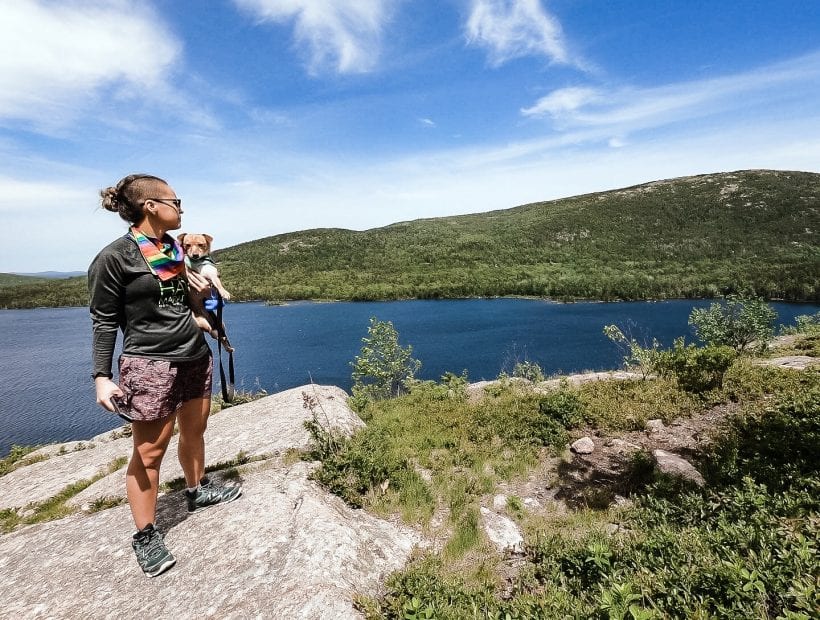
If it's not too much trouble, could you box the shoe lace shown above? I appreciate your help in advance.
[137,530,166,560]
[200,481,227,502]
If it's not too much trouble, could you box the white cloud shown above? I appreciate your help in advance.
[0,0,181,126]
[520,86,600,117]
[465,0,572,66]
[234,0,393,74]
[521,51,820,138]
[418,117,436,127]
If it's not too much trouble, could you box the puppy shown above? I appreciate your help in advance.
[177,233,233,351]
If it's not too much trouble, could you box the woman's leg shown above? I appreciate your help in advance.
[176,396,210,488]
[127,413,177,530]
[177,394,243,512]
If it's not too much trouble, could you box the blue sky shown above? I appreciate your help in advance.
[1,0,819,272]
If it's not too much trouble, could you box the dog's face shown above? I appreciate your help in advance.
[177,233,213,260]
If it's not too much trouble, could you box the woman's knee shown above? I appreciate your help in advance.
[130,416,175,469]
[177,398,210,437]
[131,441,168,471]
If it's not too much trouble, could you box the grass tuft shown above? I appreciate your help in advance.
[1,456,128,532]
[0,444,47,477]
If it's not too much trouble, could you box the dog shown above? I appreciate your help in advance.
[177,233,233,351]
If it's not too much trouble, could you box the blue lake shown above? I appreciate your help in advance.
[0,298,816,456]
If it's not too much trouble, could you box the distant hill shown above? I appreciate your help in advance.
[0,273,49,286]
[12,271,86,279]
[2,169,818,308]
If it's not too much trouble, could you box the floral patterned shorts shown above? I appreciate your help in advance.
[116,354,212,422]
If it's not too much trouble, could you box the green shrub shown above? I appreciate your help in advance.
[703,385,820,495]
[721,359,816,403]
[578,377,698,431]
[689,295,777,353]
[651,339,736,393]
[512,361,545,382]
[306,423,413,508]
[360,355,819,620]
[510,387,585,452]
[603,324,661,378]
[781,311,820,336]
[538,387,584,428]
[350,317,421,410]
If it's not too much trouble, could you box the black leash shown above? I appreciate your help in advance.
[214,294,235,403]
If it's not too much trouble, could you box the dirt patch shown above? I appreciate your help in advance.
[501,401,739,513]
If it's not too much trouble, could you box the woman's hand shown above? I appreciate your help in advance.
[95,377,123,412]
[186,269,212,295]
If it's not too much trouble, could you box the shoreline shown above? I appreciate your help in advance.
[4,294,820,312]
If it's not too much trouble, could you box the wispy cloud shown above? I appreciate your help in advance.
[520,86,601,118]
[234,0,394,74]
[0,0,181,128]
[464,0,573,67]
[521,51,820,139]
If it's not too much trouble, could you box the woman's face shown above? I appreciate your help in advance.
[143,184,183,231]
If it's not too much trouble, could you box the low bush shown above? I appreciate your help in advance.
[652,339,736,394]
[703,385,820,495]
[330,319,819,619]
[538,386,584,428]
[307,379,565,518]
[511,361,545,382]
[689,295,777,354]
[720,359,815,403]
[578,377,698,431]
[307,423,417,509]
[780,311,820,336]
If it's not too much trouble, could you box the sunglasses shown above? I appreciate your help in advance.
[146,197,182,211]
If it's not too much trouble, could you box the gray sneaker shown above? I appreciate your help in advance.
[185,478,242,513]
[132,524,176,577]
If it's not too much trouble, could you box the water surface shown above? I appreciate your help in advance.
[0,299,815,456]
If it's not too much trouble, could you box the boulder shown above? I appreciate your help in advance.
[652,449,705,487]
[646,419,665,433]
[480,507,523,553]
[0,461,420,619]
[754,356,818,370]
[570,437,595,454]
[0,386,419,619]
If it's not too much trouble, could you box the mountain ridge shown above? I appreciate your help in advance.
[2,169,818,308]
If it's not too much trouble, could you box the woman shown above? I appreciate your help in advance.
[89,173,241,577]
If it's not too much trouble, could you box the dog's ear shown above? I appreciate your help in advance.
[204,234,213,244]
[177,233,187,244]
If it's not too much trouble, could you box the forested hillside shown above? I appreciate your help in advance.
[2,169,818,308]
[216,169,818,302]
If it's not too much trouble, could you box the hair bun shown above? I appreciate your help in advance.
[100,186,120,213]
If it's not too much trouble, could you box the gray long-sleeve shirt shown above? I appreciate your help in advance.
[88,235,209,379]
